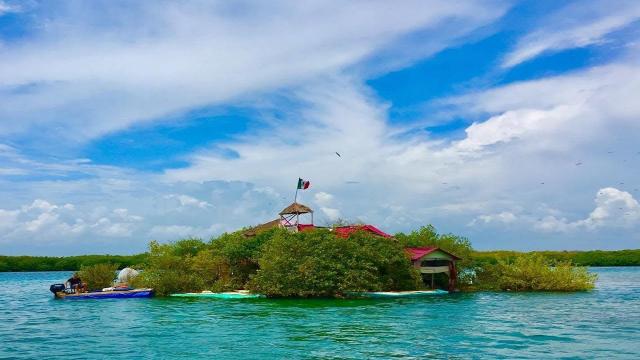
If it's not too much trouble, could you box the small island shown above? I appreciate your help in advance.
[99,202,597,297]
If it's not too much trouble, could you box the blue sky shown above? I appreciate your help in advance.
[1,0,640,255]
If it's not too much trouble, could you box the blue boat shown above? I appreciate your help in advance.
[50,284,153,300]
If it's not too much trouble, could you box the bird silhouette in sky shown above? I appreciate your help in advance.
[335,152,341,157]
[345,181,360,184]
[575,161,583,166]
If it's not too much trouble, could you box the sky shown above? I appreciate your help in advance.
[1,0,640,255]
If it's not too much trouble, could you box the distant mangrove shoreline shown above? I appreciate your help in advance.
[2,249,639,273]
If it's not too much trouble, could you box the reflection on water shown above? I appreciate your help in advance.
[1,268,639,359]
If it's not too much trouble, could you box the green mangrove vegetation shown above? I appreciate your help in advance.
[2,224,629,295]
[470,254,597,291]
[0,254,147,272]
[2,243,637,273]
[249,228,422,297]
[472,249,640,267]
[124,225,597,296]
[78,263,120,290]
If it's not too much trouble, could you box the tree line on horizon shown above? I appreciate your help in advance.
[1,245,638,273]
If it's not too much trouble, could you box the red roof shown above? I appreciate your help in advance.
[296,224,316,232]
[406,247,461,261]
[333,225,392,238]
[296,224,392,238]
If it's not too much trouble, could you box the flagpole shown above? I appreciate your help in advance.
[294,186,299,203]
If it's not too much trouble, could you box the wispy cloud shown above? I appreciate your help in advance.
[2,1,640,253]
[0,0,505,145]
[502,0,640,68]
[0,1,20,16]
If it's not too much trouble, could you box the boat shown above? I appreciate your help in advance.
[346,289,449,298]
[50,284,153,299]
[170,290,265,299]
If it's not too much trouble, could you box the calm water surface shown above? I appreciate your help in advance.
[1,267,639,359]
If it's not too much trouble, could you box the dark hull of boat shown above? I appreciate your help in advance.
[54,288,153,300]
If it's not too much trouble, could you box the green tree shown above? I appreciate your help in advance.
[78,263,119,290]
[249,229,421,297]
[474,253,597,291]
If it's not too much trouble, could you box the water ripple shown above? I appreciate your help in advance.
[1,268,639,359]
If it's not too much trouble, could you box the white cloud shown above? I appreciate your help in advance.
[158,53,640,250]
[468,211,517,226]
[0,1,19,16]
[314,192,334,207]
[2,52,640,252]
[0,199,145,244]
[2,2,640,253]
[0,209,19,231]
[502,0,640,67]
[454,106,577,152]
[535,188,640,232]
[149,224,222,241]
[320,207,342,222]
[164,194,212,209]
[0,0,505,143]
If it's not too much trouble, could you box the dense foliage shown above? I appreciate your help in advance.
[130,228,421,296]
[3,246,637,273]
[0,254,147,272]
[472,254,597,291]
[248,229,421,297]
[78,263,119,290]
[473,249,640,267]
[1,224,613,296]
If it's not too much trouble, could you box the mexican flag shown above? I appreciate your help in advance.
[297,178,310,190]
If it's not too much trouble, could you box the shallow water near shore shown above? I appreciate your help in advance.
[1,267,639,359]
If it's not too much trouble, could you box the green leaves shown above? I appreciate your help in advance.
[78,263,119,290]
[248,229,421,297]
[473,254,597,291]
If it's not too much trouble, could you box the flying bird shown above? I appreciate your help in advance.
[335,152,341,157]
[345,181,360,184]
[575,162,583,166]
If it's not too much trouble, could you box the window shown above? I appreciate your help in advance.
[420,259,449,267]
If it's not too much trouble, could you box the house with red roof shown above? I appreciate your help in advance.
[406,247,461,291]
[245,202,461,291]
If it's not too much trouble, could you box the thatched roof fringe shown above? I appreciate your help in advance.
[279,202,313,215]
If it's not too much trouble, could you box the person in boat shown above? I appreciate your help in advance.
[66,273,87,294]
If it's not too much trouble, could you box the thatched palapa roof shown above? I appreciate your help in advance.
[279,202,313,215]
[243,218,281,237]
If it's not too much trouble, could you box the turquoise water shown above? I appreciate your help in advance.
[1,268,639,359]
